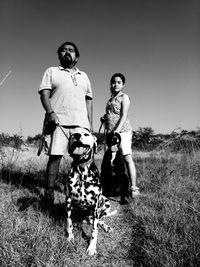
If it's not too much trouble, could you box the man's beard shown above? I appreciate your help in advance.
[60,54,73,68]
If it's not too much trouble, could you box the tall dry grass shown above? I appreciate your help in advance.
[0,140,200,266]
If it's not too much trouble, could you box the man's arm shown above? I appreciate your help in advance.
[40,89,53,113]
[40,89,58,124]
[86,97,93,131]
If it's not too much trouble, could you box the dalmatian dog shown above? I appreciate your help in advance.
[65,127,116,256]
[100,132,130,204]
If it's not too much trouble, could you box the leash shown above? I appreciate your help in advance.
[37,120,69,156]
[37,119,46,156]
[57,123,70,140]
[98,121,107,153]
[98,122,103,136]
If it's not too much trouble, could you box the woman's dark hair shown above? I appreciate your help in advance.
[110,73,126,95]
[57,42,80,58]
[110,73,126,85]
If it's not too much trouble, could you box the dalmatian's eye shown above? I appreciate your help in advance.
[84,133,89,136]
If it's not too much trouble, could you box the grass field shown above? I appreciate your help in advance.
[0,143,200,267]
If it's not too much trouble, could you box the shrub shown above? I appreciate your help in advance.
[0,133,24,150]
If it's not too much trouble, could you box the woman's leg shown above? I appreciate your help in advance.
[124,154,140,197]
[120,131,140,197]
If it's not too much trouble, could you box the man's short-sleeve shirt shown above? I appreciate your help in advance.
[39,66,92,129]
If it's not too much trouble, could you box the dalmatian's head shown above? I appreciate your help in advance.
[68,128,97,161]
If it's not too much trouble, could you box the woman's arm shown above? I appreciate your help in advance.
[115,94,130,133]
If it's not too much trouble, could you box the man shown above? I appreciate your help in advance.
[38,42,93,207]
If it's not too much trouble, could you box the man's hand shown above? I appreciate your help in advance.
[47,111,59,126]
[44,111,59,134]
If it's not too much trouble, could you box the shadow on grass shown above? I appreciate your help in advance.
[0,166,67,214]
[0,166,46,193]
[119,198,152,267]
[17,196,40,211]
[0,165,68,194]
[128,214,148,266]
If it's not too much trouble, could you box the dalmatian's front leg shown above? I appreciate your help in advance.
[87,217,98,255]
[65,196,74,241]
[86,205,99,255]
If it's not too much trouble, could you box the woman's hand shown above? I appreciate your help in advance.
[100,114,106,123]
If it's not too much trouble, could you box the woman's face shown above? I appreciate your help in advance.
[111,76,125,94]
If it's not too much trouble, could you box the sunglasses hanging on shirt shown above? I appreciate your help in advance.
[71,74,77,86]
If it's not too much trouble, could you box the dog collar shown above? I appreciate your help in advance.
[72,158,94,169]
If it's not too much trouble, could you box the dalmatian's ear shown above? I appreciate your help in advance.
[93,135,97,154]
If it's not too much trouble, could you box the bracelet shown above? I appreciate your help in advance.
[47,111,55,116]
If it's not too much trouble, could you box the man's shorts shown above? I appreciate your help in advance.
[119,131,132,156]
[44,126,78,155]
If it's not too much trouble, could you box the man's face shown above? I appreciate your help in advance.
[59,44,78,68]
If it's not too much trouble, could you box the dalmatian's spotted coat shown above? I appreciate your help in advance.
[65,127,116,255]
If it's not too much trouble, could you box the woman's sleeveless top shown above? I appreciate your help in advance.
[105,93,132,133]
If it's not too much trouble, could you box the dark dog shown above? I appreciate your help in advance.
[65,127,116,255]
[100,132,130,204]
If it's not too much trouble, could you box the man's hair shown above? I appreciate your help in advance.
[57,42,80,58]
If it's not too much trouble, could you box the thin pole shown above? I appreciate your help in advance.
[0,70,12,86]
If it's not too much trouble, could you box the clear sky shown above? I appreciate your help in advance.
[0,0,199,137]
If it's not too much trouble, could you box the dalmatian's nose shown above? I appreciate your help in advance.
[73,133,82,140]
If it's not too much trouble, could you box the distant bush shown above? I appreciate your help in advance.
[26,134,42,146]
[132,127,160,151]
[159,130,200,153]
[0,133,23,150]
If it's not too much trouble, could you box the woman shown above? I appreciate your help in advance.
[101,73,140,197]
